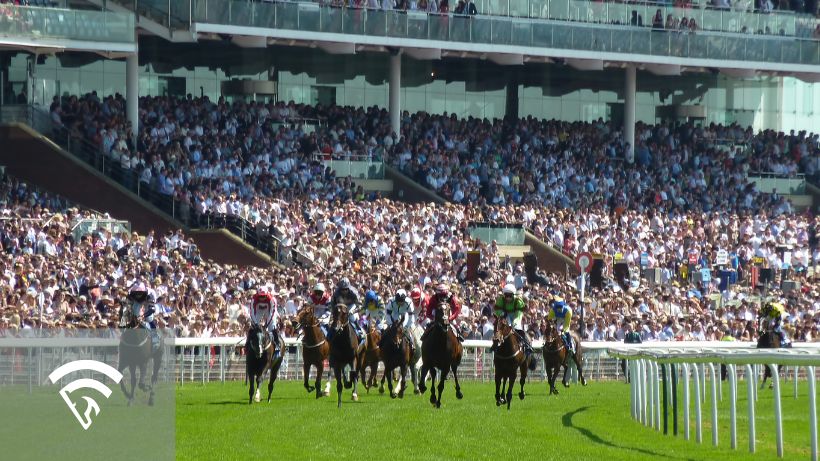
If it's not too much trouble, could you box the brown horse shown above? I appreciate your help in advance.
[357,324,382,393]
[329,304,360,408]
[296,307,330,399]
[492,317,532,409]
[381,322,413,399]
[541,320,587,395]
[757,328,787,388]
[418,303,463,408]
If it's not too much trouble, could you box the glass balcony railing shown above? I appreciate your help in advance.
[0,5,136,43]
[468,222,526,245]
[187,0,819,66]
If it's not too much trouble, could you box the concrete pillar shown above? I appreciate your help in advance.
[389,51,401,137]
[126,52,139,145]
[624,65,636,164]
[505,70,519,119]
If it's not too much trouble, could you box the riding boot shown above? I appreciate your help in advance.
[516,329,533,356]
[563,332,573,354]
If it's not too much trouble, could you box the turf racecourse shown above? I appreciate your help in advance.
[177,379,814,461]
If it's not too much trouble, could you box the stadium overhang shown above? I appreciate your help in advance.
[0,39,136,56]
[189,22,820,79]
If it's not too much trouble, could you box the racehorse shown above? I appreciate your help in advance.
[329,304,360,408]
[357,324,382,393]
[245,324,284,404]
[380,322,412,399]
[295,307,330,399]
[492,316,533,409]
[757,328,788,388]
[418,303,463,408]
[541,320,587,395]
[380,322,423,395]
[118,308,163,406]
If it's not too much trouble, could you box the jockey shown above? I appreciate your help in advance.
[548,294,574,353]
[309,282,332,336]
[249,291,282,352]
[759,301,788,345]
[493,284,534,359]
[421,283,464,342]
[127,282,160,351]
[385,289,416,346]
[330,277,363,342]
[362,289,387,333]
[410,286,425,319]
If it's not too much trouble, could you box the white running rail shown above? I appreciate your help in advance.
[607,345,820,461]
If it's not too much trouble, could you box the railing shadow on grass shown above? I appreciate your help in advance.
[561,406,698,461]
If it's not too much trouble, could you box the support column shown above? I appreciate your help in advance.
[388,51,402,137]
[126,51,139,145]
[505,70,519,119]
[624,65,636,164]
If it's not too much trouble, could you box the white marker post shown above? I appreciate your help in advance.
[575,252,593,341]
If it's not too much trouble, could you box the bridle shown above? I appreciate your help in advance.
[493,322,522,361]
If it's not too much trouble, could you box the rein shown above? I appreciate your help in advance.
[494,329,522,360]
[299,318,326,349]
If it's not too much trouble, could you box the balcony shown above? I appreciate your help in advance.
[0,4,136,48]
[178,0,820,68]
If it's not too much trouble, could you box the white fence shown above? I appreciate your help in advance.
[607,345,820,461]
[2,336,818,388]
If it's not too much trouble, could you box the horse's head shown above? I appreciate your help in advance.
[247,324,268,359]
[493,316,512,347]
[435,302,451,327]
[333,304,349,333]
[391,324,404,348]
[296,307,315,330]
[543,320,561,350]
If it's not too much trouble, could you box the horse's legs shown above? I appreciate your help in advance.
[428,368,437,406]
[334,365,343,408]
[267,356,282,403]
[495,373,503,406]
[316,362,325,399]
[303,362,314,393]
[451,364,463,400]
[398,363,407,399]
[575,352,587,386]
[118,362,132,401]
[386,365,395,399]
[519,364,527,401]
[507,372,515,410]
[562,361,571,388]
[436,369,448,409]
[418,365,428,395]
[351,360,359,402]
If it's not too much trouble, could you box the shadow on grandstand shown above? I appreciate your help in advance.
[561,406,696,461]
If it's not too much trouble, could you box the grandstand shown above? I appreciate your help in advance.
[0,0,819,459]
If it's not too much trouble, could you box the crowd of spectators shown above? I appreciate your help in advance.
[33,91,820,345]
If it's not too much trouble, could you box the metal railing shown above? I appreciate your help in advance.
[0,4,135,43]
[10,337,817,388]
[467,221,526,245]
[184,0,820,65]
[609,345,820,459]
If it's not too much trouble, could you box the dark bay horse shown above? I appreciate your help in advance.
[418,303,463,408]
[357,324,382,393]
[492,317,532,409]
[757,328,788,388]
[296,307,330,399]
[541,320,586,395]
[245,324,284,404]
[118,311,163,406]
[381,323,412,399]
[330,304,360,408]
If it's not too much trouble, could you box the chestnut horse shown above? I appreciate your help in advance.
[418,303,463,408]
[542,320,587,395]
[492,316,532,409]
[380,322,412,399]
[357,324,382,393]
[329,304,360,408]
[295,307,330,399]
